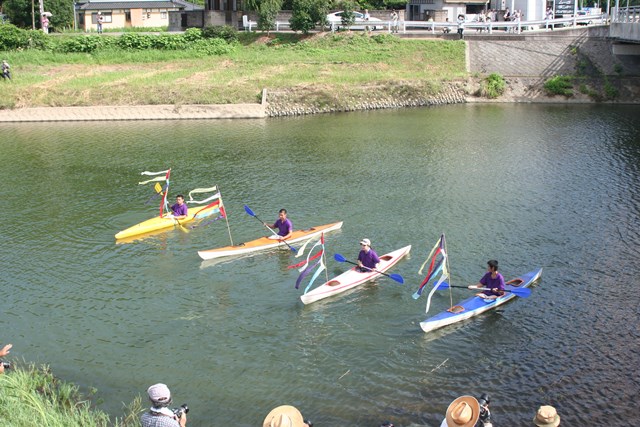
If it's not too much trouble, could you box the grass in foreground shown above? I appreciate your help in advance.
[0,364,141,427]
[0,32,466,109]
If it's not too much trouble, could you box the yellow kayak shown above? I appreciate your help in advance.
[115,201,222,240]
[198,221,343,260]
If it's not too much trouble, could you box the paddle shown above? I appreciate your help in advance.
[436,283,531,298]
[243,205,297,252]
[333,253,404,284]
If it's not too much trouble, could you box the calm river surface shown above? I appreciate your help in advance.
[1,104,639,426]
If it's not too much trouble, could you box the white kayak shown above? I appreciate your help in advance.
[301,245,411,305]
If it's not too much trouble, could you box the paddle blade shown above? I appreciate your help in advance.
[388,273,404,284]
[334,253,347,263]
[510,287,532,298]
[243,205,255,217]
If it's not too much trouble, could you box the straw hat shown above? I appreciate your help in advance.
[263,405,305,427]
[445,396,480,427]
[533,405,560,427]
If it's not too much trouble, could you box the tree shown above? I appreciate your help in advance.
[289,0,328,33]
[256,0,282,34]
[339,0,356,28]
[3,0,74,30]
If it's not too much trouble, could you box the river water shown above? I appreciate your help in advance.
[1,104,639,426]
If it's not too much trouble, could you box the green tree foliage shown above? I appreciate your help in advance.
[339,1,356,27]
[2,0,74,30]
[257,0,282,34]
[2,0,33,28]
[289,0,328,33]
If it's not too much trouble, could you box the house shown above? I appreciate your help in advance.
[78,0,189,31]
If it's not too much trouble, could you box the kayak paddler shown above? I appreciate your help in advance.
[170,194,188,220]
[265,208,293,241]
[469,259,505,299]
[356,238,380,273]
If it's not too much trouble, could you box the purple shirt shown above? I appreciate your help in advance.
[358,248,380,269]
[480,271,505,295]
[171,203,188,217]
[273,218,292,237]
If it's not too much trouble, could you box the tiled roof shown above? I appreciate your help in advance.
[80,1,182,9]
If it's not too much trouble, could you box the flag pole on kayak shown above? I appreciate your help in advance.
[436,283,531,298]
[243,205,297,252]
[333,253,404,284]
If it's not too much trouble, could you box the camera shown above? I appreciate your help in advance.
[1,360,11,370]
[477,393,492,427]
[172,404,189,419]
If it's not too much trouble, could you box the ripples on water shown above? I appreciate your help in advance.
[1,105,639,426]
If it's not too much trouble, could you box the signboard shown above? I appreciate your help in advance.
[555,0,576,16]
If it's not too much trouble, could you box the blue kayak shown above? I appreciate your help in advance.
[420,268,542,333]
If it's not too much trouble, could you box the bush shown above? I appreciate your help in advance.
[182,27,203,42]
[604,81,618,99]
[116,33,155,49]
[57,35,103,53]
[544,75,573,97]
[151,33,188,50]
[482,73,506,98]
[202,25,238,42]
[0,24,50,50]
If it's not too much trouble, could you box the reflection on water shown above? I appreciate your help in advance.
[1,104,639,426]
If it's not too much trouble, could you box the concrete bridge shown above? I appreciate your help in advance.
[610,6,640,52]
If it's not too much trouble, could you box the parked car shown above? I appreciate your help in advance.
[575,10,594,25]
[326,11,383,30]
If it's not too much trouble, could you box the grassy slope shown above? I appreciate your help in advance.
[0,32,466,109]
[0,364,142,427]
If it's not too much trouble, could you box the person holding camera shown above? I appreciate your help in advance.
[0,343,12,374]
[141,383,187,427]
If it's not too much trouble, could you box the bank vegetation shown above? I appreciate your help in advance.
[0,363,141,426]
[0,24,467,110]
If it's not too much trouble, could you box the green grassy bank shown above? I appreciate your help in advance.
[0,29,467,109]
[0,364,141,427]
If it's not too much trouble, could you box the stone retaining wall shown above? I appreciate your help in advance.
[265,81,467,117]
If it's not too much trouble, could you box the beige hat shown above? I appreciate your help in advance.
[533,405,560,427]
[360,238,371,246]
[263,405,305,427]
[147,383,171,404]
[445,396,480,427]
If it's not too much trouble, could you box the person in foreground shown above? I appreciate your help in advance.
[140,383,187,427]
[170,194,188,220]
[265,208,293,240]
[357,238,380,273]
[263,405,312,427]
[469,259,505,299]
[533,405,560,426]
[440,395,480,427]
[1,60,11,80]
[0,343,12,374]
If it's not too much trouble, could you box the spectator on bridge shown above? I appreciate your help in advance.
[443,17,452,34]
[457,14,465,39]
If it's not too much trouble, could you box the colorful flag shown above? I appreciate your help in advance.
[290,233,326,293]
[414,234,450,314]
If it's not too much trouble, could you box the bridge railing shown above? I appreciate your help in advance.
[392,14,605,34]
[612,6,640,23]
